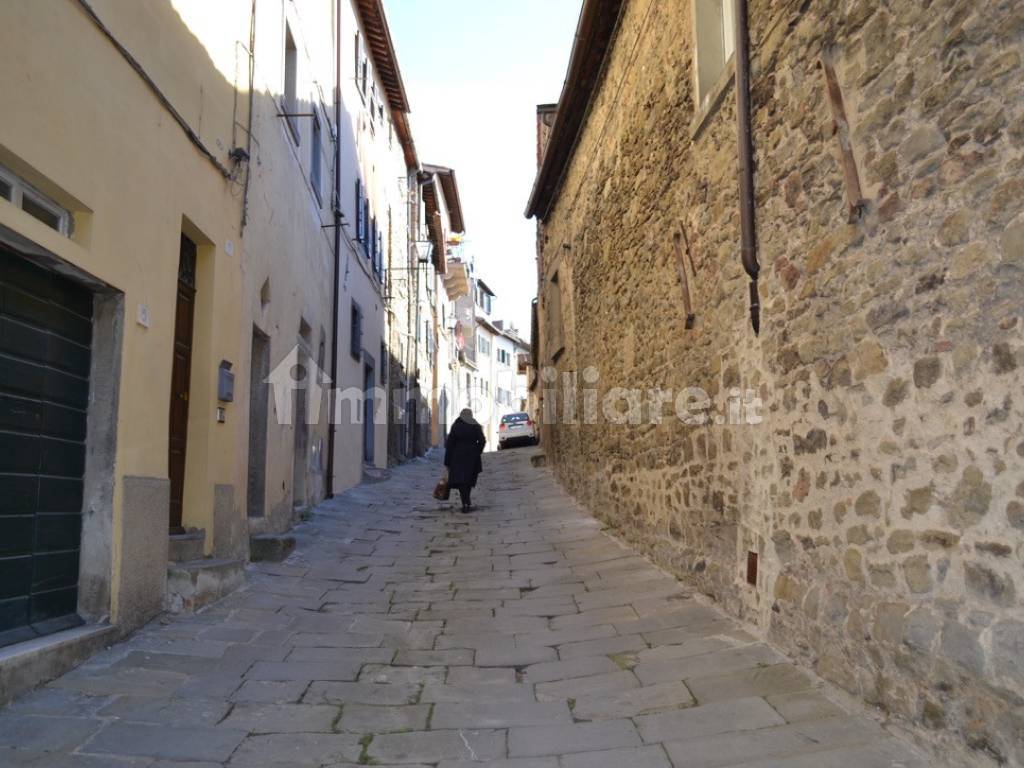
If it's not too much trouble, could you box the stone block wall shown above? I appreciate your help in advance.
[535,0,1024,764]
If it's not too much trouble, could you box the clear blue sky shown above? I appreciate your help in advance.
[386,0,583,335]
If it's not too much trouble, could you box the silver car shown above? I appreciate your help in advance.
[498,412,537,449]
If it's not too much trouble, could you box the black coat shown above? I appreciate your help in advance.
[444,417,485,487]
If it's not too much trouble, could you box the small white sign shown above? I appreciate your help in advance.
[225,239,235,256]
[136,303,151,328]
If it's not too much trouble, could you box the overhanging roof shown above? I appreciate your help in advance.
[420,178,446,274]
[476,278,495,297]
[525,0,625,221]
[422,164,464,233]
[355,0,418,168]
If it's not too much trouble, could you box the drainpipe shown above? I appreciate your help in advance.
[326,0,342,496]
[734,0,760,335]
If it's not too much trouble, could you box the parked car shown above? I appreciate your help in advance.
[498,412,537,449]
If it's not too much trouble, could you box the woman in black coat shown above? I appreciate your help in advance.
[444,408,486,512]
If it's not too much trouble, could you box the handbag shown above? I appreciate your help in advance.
[433,469,451,501]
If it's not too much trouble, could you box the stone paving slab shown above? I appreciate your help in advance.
[0,714,104,752]
[368,728,506,763]
[0,749,151,767]
[662,715,886,768]
[0,447,931,768]
[85,722,248,762]
[227,732,363,765]
[431,700,572,728]
[636,697,786,744]
[572,680,695,720]
[337,703,430,733]
[218,702,339,733]
[561,743,673,768]
[508,719,642,757]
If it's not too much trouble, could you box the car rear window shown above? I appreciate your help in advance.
[501,413,529,424]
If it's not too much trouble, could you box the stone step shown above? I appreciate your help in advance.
[250,533,296,563]
[168,529,206,562]
[362,465,392,483]
[166,558,245,614]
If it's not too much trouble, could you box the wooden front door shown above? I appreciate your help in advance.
[168,235,197,532]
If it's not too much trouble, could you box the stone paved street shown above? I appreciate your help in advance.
[0,448,929,767]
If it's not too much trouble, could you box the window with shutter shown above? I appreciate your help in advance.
[353,32,360,88]
[363,200,371,255]
[355,180,364,242]
[350,301,363,360]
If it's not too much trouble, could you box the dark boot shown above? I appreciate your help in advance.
[459,486,472,513]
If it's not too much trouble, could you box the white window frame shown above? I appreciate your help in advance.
[477,333,491,357]
[692,0,736,113]
[0,164,72,236]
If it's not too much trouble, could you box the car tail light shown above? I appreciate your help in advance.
[500,423,507,431]
[526,419,534,427]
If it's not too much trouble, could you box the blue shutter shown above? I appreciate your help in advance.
[355,180,363,242]
[363,201,370,255]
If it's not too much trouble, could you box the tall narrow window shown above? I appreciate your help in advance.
[350,301,363,360]
[355,179,365,242]
[548,271,565,361]
[354,32,361,87]
[363,200,371,256]
[693,0,736,111]
[354,32,368,98]
[283,24,299,143]
[311,112,322,204]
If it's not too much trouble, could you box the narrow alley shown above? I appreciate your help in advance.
[0,449,927,767]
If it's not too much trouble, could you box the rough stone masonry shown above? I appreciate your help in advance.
[531,0,1024,765]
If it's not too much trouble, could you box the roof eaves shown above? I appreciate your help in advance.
[422,164,465,233]
[355,0,418,168]
[525,0,625,221]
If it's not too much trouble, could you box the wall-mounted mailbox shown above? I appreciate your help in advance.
[218,360,235,402]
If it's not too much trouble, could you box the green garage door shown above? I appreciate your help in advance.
[0,246,92,648]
